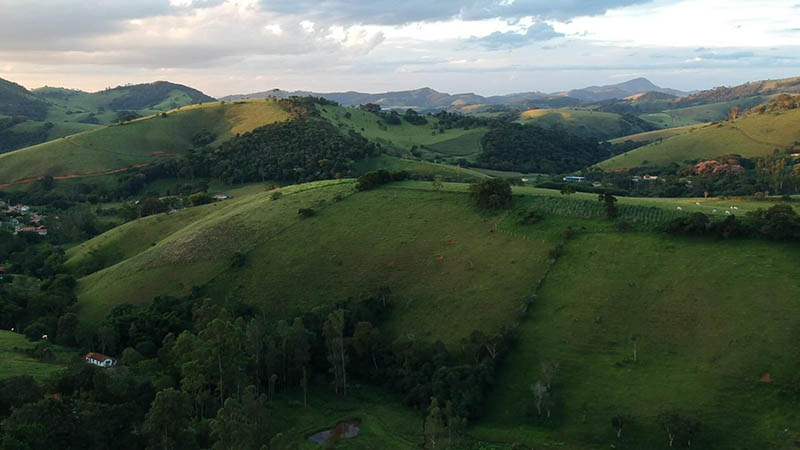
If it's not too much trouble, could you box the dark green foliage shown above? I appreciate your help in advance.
[297,208,316,218]
[598,193,618,219]
[107,81,215,110]
[0,376,43,418]
[662,212,711,235]
[188,192,212,206]
[0,118,55,153]
[230,251,246,268]
[356,169,408,191]
[0,78,49,120]
[191,131,216,148]
[746,203,800,240]
[404,109,428,125]
[658,411,701,447]
[138,198,168,217]
[469,178,511,209]
[191,119,376,184]
[477,123,616,173]
[385,111,402,125]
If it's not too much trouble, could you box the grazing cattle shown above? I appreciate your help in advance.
[695,202,701,206]
[726,210,731,215]
[676,206,682,210]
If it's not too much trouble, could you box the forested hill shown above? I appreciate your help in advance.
[0,77,50,120]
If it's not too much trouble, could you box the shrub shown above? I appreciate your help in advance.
[271,191,283,201]
[188,192,212,206]
[298,208,316,218]
[469,178,511,209]
[356,170,394,191]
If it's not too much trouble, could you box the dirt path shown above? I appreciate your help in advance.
[0,162,151,190]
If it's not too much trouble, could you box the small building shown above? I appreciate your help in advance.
[85,352,116,368]
[563,176,586,182]
[643,175,659,181]
[213,194,229,201]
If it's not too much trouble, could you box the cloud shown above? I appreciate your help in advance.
[258,0,651,25]
[473,22,563,49]
[696,51,755,60]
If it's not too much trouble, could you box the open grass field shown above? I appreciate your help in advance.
[598,109,800,169]
[0,331,73,381]
[518,108,656,140]
[318,105,488,156]
[639,96,768,128]
[608,123,702,144]
[474,231,800,449]
[355,155,488,181]
[0,100,291,186]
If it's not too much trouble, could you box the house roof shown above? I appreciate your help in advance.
[85,352,113,362]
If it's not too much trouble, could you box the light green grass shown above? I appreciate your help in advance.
[518,108,655,139]
[0,100,290,186]
[356,155,488,181]
[318,105,489,154]
[423,129,485,157]
[608,124,702,144]
[0,331,73,381]
[598,109,800,169]
[639,96,768,128]
[476,231,800,449]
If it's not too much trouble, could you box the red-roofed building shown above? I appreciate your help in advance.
[85,352,116,368]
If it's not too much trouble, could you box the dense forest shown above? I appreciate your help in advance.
[188,118,378,184]
[476,123,622,173]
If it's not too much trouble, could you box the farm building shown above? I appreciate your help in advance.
[85,352,116,368]
[563,176,586,182]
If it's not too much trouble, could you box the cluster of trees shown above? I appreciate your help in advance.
[469,178,512,209]
[355,169,408,191]
[0,281,516,449]
[662,204,800,241]
[188,119,378,184]
[477,123,622,173]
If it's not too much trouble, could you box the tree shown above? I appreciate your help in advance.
[188,192,211,206]
[431,176,444,196]
[210,386,270,450]
[658,411,701,447]
[287,318,311,406]
[424,397,444,449]
[323,309,348,396]
[598,193,618,219]
[612,414,632,438]
[560,184,576,195]
[469,178,512,209]
[139,198,167,217]
[142,388,194,450]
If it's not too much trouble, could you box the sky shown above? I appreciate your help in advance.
[0,0,798,97]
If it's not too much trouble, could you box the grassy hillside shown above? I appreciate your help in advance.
[72,180,557,347]
[356,155,488,181]
[518,108,656,140]
[0,118,100,154]
[598,109,800,169]
[608,124,701,144]
[639,96,767,128]
[0,100,291,187]
[0,331,73,381]
[476,231,800,449]
[64,178,800,448]
[318,105,488,159]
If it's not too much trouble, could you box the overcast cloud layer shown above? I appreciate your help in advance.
[0,0,798,97]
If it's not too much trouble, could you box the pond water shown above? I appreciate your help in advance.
[307,419,361,445]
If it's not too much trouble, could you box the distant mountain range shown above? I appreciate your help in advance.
[220,77,689,110]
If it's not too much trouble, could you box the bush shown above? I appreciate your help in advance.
[298,208,316,218]
[469,178,512,209]
[271,191,283,201]
[188,192,212,206]
[356,170,394,191]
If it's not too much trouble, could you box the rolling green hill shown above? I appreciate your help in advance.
[597,108,800,169]
[639,96,767,128]
[517,108,658,140]
[0,100,291,187]
[0,78,50,120]
[608,124,701,144]
[62,178,800,448]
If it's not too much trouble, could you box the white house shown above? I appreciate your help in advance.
[85,352,116,368]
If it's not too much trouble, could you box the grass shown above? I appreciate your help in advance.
[64,178,800,448]
[0,331,73,381]
[518,109,655,140]
[598,109,800,169]
[0,100,291,186]
[423,129,485,157]
[608,124,702,144]
[356,155,488,181]
[475,231,800,449]
[639,96,768,128]
[318,105,488,155]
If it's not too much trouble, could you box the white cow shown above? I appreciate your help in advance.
[676,206,682,210]
[726,211,731,215]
